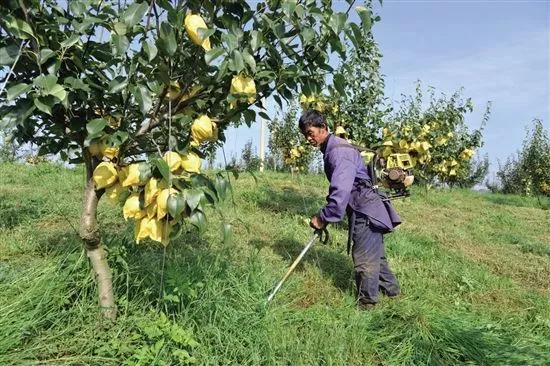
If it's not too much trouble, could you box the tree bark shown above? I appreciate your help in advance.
[80,157,116,321]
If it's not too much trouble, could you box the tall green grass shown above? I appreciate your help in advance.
[0,162,549,365]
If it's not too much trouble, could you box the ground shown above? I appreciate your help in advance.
[0,162,549,365]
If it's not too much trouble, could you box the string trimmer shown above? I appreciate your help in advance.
[267,228,329,303]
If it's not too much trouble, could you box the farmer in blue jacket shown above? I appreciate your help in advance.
[299,110,401,309]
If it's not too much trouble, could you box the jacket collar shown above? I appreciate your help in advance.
[320,134,333,154]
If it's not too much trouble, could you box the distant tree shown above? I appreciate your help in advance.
[268,102,314,172]
[453,153,489,188]
[240,139,260,171]
[336,21,390,147]
[494,119,550,196]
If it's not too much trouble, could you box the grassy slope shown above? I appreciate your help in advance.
[0,162,549,365]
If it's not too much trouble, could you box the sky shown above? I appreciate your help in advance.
[217,0,550,179]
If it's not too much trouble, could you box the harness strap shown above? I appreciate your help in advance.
[347,210,356,255]
[325,139,378,189]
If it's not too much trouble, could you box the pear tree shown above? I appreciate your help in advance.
[0,0,371,319]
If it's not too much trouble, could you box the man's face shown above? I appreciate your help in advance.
[302,125,328,147]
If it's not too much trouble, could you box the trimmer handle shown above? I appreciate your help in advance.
[315,227,330,245]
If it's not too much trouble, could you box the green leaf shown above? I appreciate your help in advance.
[39,49,55,65]
[69,1,87,16]
[108,77,128,93]
[0,45,20,66]
[301,27,315,44]
[167,194,186,218]
[329,12,347,35]
[188,210,206,232]
[222,223,232,245]
[158,22,176,56]
[202,189,217,206]
[113,22,128,35]
[0,100,35,130]
[221,33,238,52]
[111,33,129,56]
[204,48,225,65]
[250,30,262,51]
[214,175,228,200]
[186,189,203,212]
[34,96,54,115]
[242,49,256,73]
[273,94,283,109]
[138,163,152,182]
[157,62,170,84]
[60,34,81,48]
[121,2,148,28]
[198,28,216,41]
[243,109,256,126]
[75,16,102,33]
[167,8,184,27]
[190,175,218,205]
[4,15,35,40]
[48,84,67,101]
[6,83,31,101]
[156,0,174,12]
[134,84,152,115]
[143,40,157,62]
[33,74,58,92]
[49,54,61,73]
[256,70,276,81]
[345,26,360,50]
[110,131,129,146]
[356,6,372,30]
[333,74,346,96]
[64,77,90,92]
[86,118,107,135]
[258,111,270,121]
[272,22,285,39]
[282,0,297,17]
[153,158,171,181]
[232,50,244,73]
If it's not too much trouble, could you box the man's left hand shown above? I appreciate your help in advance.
[310,215,326,230]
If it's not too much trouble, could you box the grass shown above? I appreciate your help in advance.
[482,192,550,210]
[0,162,549,365]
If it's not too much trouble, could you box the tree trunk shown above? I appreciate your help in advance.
[80,158,116,321]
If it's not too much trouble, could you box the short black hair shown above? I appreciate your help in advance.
[298,109,328,133]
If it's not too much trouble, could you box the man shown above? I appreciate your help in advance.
[299,110,401,309]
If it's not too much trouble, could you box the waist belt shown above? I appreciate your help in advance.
[356,178,373,190]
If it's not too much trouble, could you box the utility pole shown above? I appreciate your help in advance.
[259,97,266,172]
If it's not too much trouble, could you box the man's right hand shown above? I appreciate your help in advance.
[309,215,326,230]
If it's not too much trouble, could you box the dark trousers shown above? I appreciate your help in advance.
[350,212,400,304]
